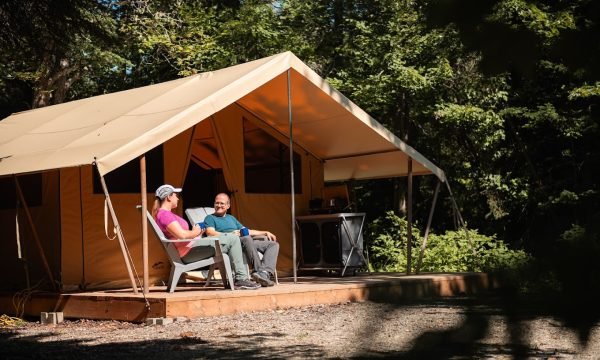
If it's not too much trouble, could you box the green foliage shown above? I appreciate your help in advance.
[420,229,530,273]
[568,83,600,100]
[366,212,530,273]
[0,0,125,108]
[364,211,422,272]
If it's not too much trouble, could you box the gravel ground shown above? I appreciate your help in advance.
[1,298,600,359]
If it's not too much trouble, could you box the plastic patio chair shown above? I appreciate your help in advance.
[185,207,279,284]
[142,208,235,292]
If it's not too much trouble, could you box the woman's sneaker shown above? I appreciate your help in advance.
[234,279,261,290]
[252,271,275,287]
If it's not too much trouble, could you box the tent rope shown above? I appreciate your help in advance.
[115,225,151,311]
[98,168,150,311]
[104,199,117,241]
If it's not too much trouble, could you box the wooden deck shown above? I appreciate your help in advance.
[0,272,499,322]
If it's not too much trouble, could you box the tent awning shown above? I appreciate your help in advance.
[0,52,444,182]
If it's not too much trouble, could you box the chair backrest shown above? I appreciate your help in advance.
[144,210,184,265]
[185,207,216,226]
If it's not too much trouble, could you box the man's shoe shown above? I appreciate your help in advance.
[234,279,261,290]
[252,271,275,287]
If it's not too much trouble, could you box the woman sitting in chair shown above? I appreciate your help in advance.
[152,184,260,290]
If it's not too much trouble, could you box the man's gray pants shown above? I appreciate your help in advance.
[239,235,279,276]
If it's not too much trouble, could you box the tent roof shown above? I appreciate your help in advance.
[0,51,445,182]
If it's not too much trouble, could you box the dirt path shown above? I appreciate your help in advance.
[1,298,599,359]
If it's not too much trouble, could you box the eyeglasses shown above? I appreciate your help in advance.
[214,201,228,206]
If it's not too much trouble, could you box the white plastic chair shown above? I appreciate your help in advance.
[142,208,234,292]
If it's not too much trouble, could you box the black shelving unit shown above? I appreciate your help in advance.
[296,213,367,276]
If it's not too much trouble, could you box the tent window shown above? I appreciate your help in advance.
[0,174,42,209]
[93,145,164,194]
[243,118,301,194]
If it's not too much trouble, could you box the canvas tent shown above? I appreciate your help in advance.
[0,51,445,291]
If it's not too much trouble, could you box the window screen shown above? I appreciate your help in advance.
[243,118,301,194]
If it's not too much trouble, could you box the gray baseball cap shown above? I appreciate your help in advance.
[155,184,182,200]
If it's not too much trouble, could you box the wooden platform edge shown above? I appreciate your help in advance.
[0,273,500,322]
[164,273,499,318]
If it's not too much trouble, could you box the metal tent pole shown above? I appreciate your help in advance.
[445,181,476,267]
[406,158,413,275]
[287,69,297,283]
[99,174,139,294]
[140,155,149,294]
[416,179,441,274]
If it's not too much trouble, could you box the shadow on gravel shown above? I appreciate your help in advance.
[357,212,600,359]
[352,296,583,359]
[0,330,324,359]
[356,271,600,359]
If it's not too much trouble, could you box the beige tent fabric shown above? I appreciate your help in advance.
[211,107,247,218]
[60,167,85,289]
[164,128,195,192]
[0,52,444,182]
[62,165,169,290]
[60,147,191,290]
[236,68,446,182]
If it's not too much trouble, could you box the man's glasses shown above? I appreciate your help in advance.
[214,202,228,206]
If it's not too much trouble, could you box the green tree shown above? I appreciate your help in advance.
[0,0,126,112]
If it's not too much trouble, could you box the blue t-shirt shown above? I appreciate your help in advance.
[204,213,244,233]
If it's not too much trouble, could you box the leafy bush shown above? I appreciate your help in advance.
[419,229,530,273]
[365,211,530,273]
[364,211,422,272]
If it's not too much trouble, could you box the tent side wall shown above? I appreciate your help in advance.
[0,171,61,290]
[60,129,194,290]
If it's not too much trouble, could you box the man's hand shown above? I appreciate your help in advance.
[248,229,276,241]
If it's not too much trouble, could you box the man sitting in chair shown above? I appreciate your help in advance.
[204,193,279,287]
[153,184,260,290]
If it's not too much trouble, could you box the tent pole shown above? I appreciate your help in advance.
[445,181,476,266]
[13,175,58,291]
[416,179,441,274]
[287,69,297,284]
[140,155,149,294]
[406,158,413,275]
[99,174,139,294]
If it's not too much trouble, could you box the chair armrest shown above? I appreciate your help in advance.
[161,237,221,246]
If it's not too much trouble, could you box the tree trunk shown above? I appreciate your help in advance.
[392,91,411,215]
[32,48,78,109]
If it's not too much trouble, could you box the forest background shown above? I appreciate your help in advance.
[0,0,598,317]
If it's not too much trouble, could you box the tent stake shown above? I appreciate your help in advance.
[140,155,149,294]
[416,179,441,274]
[14,175,57,291]
[406,158,413,275]
[287,69,297,284]
[99,175,139,294]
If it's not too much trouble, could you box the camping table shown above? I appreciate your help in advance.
[296,212,368,276]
